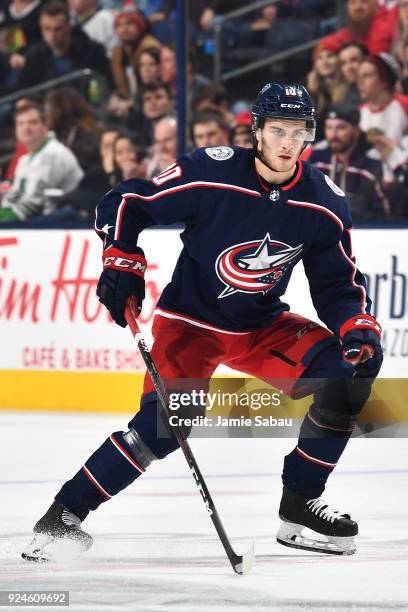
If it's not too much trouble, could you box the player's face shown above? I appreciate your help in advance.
[15,109,48,151]
[325,118,359,154]
[256,119,306,173]
[193,120,229,148]
[339,46,364,83]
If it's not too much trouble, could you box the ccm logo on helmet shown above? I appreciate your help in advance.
[103,256,146,273]
[281,104,301,108]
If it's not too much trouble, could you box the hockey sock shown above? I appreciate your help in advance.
[282,352,372,499]
[55,393,182,520]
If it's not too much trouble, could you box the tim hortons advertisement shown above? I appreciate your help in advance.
[0,228,406,376]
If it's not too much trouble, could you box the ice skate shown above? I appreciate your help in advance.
[22,501,93,562]
[276,487,358,556]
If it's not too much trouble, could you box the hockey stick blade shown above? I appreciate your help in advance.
[125,297,255,575]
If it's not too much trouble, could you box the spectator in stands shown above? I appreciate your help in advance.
[68,0,118,55]
[16,2,113,92]
[0,103,83,222]
[0,0,46,93]
[135,46,161,86]
[192,1,248,32]
[307,45,347,138]
[0,0,44,53]
[383,153,408,217]
[160,43,210,97]
[112,132,147,182]
[146,114,177,177]
[191,111,230,148]
[358,52,408,142]
[392,0,408,63]
[192,84,234,126]
[109,3,161,118]
[137,80,174,145]
[320,0,396,55]
[245,2,316,52]
[308,103,389,219]
[99,126,120,179]
[44,87,101,169]
[398,38,408,92]
[338,42,369,104]
[67,126,121,219]
[230,123,252,148]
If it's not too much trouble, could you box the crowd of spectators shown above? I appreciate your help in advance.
[0,0,408,226]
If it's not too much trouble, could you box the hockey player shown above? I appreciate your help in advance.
[23,83,383,561]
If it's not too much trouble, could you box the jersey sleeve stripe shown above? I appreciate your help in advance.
[286,199,344,231]
[112,182,262,240]
[337,240,367,313]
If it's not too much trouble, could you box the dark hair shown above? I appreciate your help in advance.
[192,84,228,113]
[15,102,46,121]
[138,46,161,65]
[230,123,252,143]
[44,87,98,142]
[112,132,146,183]
[161,41,196,65]
[191,110,228,132]
[339,42,369,57]
[141,80,172,98]
[363,53,401,91]
[40,1,69,20]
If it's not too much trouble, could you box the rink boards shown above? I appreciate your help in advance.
[0,228,407,416]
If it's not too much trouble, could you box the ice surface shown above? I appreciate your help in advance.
[0,412,407,612]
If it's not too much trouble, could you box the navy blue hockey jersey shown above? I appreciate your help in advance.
[95,146,370,335]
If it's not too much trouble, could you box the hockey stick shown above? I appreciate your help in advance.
[125,296,255,575]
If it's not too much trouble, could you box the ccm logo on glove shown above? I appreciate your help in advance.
[103,246,147,277]
[343,317,381,335]
[97,242,146,327]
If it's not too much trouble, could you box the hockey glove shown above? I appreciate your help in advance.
[339,315,383,378]
[96,241,146,327]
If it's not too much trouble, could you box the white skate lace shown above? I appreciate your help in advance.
[61,509,81,528]
[306,497,345,523]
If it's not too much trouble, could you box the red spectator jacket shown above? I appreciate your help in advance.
[321,7,396,55]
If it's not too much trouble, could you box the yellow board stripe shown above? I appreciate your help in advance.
[0,371,407,423]
[0,370,145,413]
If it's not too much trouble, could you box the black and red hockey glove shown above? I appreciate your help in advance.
[96,241,146,327]
[339,315,383,378]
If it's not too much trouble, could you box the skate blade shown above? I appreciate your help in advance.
[22,532,92,563]
[276,522,356,556]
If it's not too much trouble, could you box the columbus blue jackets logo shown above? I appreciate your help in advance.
[216,234,303,299]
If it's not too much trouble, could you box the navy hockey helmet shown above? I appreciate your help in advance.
[252,82,316,140]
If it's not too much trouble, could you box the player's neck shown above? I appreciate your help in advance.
[254,156,297,185]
